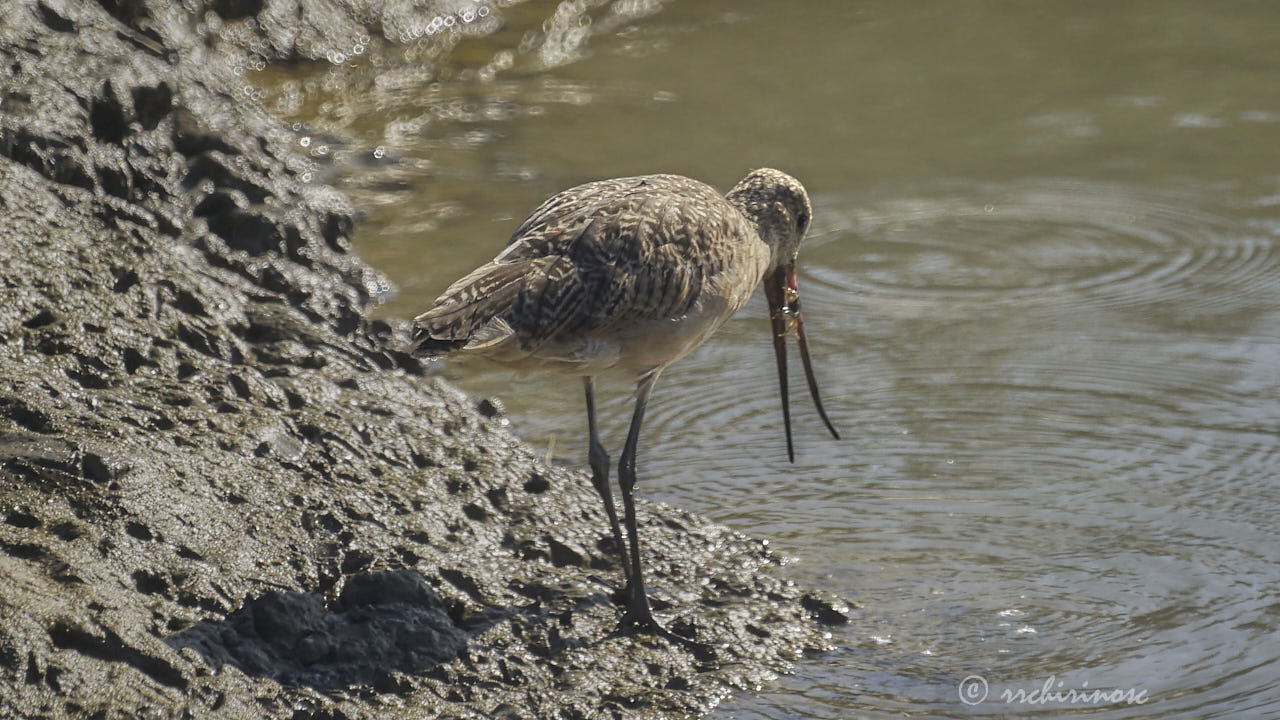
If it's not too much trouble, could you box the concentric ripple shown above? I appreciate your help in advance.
[804,180,1280,315]
[590,183,1280,504]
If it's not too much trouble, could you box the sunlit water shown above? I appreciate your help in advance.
[255,2,1280,717]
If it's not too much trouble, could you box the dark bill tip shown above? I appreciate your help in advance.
[785,267,840,440]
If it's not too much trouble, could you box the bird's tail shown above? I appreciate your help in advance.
[409,321,469,356]
[411,303,514,357]
[410,262,528,357]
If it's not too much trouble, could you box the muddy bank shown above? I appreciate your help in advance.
[0,2,846,718]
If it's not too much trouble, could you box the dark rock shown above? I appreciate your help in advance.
[801,593,853,626]
[476,396,506,418]
[36,1,75,33]
[547,537,585,568]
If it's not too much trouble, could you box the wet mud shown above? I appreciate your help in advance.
[0,1,847,718]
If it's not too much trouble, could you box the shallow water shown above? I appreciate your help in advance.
[259,2,1280,717]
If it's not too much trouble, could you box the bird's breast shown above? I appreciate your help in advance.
[594,252,766,377]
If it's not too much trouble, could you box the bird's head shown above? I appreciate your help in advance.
[726,167,813,270]
[727,168,838,462]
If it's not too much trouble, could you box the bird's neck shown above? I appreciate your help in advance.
[726,188,784,267]
[725,183,765,226]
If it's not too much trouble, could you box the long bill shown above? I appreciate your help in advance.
[764,268,795,462]
[785,265,841,442]
[764,264,840,464]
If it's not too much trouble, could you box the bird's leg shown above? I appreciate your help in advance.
[615,373,705,649]
[583,376,630,585]
[617,372,661,628]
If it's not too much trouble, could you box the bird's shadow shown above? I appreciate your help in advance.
[167,568,725,691]
[166,569,514,691]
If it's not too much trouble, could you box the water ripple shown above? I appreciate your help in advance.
[807,180,1280,316]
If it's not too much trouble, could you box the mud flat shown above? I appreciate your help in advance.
[0,2,846,717]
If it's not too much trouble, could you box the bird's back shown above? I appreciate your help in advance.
[412,174,769,374]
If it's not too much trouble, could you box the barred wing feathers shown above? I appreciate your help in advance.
[412,175,746,359]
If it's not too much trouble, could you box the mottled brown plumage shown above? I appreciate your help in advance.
[414,171,808,375]
[412,168,837,645]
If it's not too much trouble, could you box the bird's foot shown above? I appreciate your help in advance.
[618,605,716,656]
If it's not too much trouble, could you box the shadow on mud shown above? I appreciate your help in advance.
[168,569,510,691]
